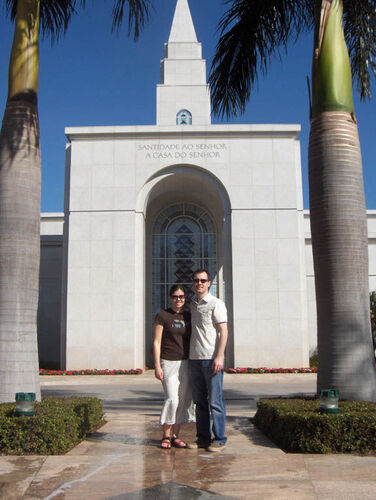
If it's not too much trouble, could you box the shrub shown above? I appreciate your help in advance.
[309,353,318,367]
[0,397,104,455]
[371,291,376,357]
[254,397,376,454]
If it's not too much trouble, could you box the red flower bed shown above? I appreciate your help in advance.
[39,368,143,376]
[226,367,317,374]
[40,367,317,375]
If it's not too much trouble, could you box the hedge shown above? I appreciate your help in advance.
[253,397,376,454]
[0,397,104,455]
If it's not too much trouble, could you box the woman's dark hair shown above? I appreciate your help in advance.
[169,284,185,296]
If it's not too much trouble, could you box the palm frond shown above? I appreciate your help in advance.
[112,0,152,41]
[343,0,376,100]
[6,0,85,42]
[209,0,314,118]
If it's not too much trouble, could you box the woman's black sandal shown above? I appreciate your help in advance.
[171,437,187,448]
[160,437,171,449]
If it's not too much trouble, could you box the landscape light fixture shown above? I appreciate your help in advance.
[319,389,339,414]
[15,392,36,416]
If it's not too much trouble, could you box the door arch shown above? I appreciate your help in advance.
[140,165,233,368]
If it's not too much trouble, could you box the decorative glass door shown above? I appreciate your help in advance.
[151,203,217,321]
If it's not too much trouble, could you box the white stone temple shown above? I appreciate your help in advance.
[38,0,376,370]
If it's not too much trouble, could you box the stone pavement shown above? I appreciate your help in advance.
[1,373,376,499]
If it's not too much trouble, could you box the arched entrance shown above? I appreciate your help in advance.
[151,202,217,322]
[139,165,233,368]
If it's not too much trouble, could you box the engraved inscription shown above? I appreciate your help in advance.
[137,143,227,160]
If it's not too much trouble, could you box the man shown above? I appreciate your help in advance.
[189,268,228,452]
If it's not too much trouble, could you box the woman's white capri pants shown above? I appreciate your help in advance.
[159,358,195,425]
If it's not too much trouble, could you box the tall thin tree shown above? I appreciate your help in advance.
[309,0,376,400]
[209,0,376,400]
[0,0,151,403]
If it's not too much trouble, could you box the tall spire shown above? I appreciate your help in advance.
[168,0,197,43]
[156,0,211,126]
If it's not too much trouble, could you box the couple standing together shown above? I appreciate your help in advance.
[153,269,228,451]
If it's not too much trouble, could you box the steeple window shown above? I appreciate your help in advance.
[176,109,192,125]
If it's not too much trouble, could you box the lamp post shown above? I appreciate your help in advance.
[15,393,36,416]
[319,389,339,414]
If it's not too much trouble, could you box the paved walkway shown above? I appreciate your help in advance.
[1,373,376,499]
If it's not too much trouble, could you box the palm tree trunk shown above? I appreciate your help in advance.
[0,0,41,403]
[309,111,376,401]
[309,0,376,401]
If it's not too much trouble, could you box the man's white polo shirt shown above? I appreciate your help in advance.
[189,292,227,360]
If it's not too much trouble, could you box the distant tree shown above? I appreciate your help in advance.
[0,0,151,403]
[209,0,376,400]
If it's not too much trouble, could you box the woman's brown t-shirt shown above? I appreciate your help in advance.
[154,308,191,361]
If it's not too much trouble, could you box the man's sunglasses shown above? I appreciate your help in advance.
[193,279,208,284]
[171,295,185,299]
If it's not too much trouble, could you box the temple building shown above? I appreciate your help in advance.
[38,0,376,370]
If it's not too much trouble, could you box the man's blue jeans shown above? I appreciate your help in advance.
[189,359,227,445]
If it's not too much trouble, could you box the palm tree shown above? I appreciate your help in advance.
[209,0,376,401]
[0,0,151,403]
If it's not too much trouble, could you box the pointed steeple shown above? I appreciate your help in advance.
[156,0,211,126]
[168,0,197,43]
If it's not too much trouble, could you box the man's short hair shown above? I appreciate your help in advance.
[193,269,211,281]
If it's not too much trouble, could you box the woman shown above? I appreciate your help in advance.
[153,285,195,449]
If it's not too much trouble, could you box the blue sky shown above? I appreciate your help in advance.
[1,1,375,212]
